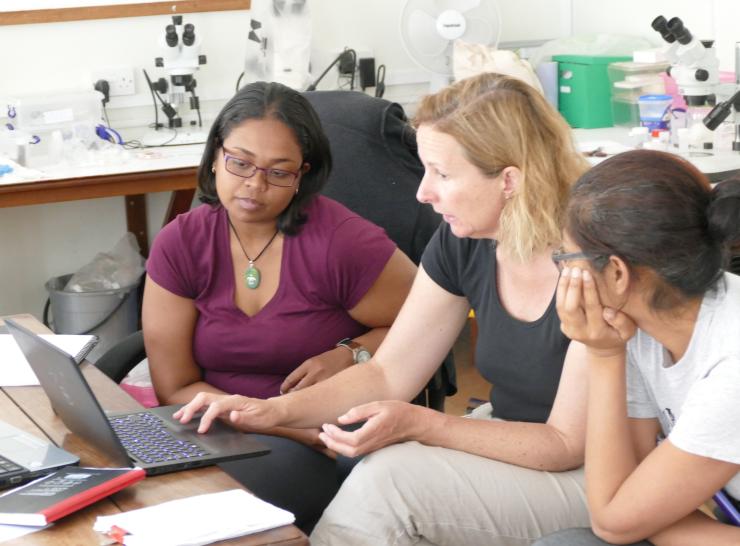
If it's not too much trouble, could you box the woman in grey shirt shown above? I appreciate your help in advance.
[541,150,740,546]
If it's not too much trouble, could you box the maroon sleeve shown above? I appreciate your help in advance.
[325,216,397,310]
[146,216,197,298]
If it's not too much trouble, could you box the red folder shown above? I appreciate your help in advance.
[0,466,145,526]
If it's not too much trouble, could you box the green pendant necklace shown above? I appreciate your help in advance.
[228,217,280,290]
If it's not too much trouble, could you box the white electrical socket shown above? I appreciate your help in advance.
[92,66,135,97]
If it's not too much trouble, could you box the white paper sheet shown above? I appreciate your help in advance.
[93,489,295,546]
[0,523,41,542]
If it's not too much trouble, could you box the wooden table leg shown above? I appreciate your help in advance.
[125,188,195,258]
[165,188,196,225]
[125,194,149,256]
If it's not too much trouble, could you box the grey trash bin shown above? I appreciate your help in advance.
[44,274,140,363]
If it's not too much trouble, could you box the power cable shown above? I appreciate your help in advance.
[306,48,357,92]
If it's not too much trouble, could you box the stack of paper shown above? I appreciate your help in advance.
[0,524,39,543]
[93,489,295,546]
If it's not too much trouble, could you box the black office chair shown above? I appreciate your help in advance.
[304,90,456,409]
[95,90,456,410]
[94,329,146,384]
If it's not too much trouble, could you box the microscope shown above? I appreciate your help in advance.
[652,16,719,106]
[145,15,207,144]
[651,15,740,151]
[702,88,740,153]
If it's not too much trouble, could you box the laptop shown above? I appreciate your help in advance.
[6,319,269,475]
[0,420,79,489]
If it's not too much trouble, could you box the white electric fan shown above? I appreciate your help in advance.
[400,0,502,91]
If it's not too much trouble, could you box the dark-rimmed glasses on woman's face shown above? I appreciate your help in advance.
[551,250,607,272]
[222,150,301,188]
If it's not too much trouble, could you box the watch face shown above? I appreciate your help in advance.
[356,349,372,363]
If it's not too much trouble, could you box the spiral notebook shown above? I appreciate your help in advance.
[0,333,98,386]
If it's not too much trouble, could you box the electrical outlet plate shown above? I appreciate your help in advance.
[91,66,135,97]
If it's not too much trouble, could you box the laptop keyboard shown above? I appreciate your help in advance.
[0,454,23,477]
[108,412,210,464]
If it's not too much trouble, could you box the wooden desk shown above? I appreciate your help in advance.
[0,154,200,255]
[0,315,307,546]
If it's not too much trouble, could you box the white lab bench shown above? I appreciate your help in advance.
[0,143,204,255]
[2,126,740,257]
[574,127,740,182]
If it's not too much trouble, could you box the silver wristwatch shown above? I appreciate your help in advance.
[336,337,372,364]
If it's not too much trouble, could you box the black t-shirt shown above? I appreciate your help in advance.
[421,223,569,423]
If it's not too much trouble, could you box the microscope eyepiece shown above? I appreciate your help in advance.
[651,15,675,43]
[667,17,693,45]
[651,15,667,30]
[165,24,178,47]
[182,23,196,46]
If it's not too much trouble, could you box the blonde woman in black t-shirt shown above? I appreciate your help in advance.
[176,73,593,546]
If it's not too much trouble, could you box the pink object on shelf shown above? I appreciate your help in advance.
[662,71,737,110]
[661,73,686,109]
[719,71,736,83]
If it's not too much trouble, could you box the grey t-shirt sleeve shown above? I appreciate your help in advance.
[669,354,740,465]
[626,337,659,419]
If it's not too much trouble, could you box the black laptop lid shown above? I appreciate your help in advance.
[6,320,131,468]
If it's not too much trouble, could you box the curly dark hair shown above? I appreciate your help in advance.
[197,81,332,234]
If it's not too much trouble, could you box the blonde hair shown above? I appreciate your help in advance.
[414,73,589,261]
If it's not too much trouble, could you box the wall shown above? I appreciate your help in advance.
[1,0,738,319]
[571,0,740,72]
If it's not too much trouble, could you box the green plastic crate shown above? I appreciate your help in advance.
[553,54,631,128]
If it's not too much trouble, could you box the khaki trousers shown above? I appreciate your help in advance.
[311,404,590,546]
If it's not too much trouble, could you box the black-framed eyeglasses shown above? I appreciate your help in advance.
[222,150,301,188]
[551,250,608,271]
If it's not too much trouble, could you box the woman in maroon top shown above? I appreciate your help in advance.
[143,81,416,531]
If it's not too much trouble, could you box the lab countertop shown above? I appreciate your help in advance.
[0,141,204,187]
[2,127,740,187]
[574,127,740,181]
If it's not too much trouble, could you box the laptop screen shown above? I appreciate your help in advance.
[6,320,132,468]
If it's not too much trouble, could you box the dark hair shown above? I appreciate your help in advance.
[197,81,332,235]
[567,149,740,309]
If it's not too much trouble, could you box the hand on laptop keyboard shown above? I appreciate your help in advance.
[173,392,280,434]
